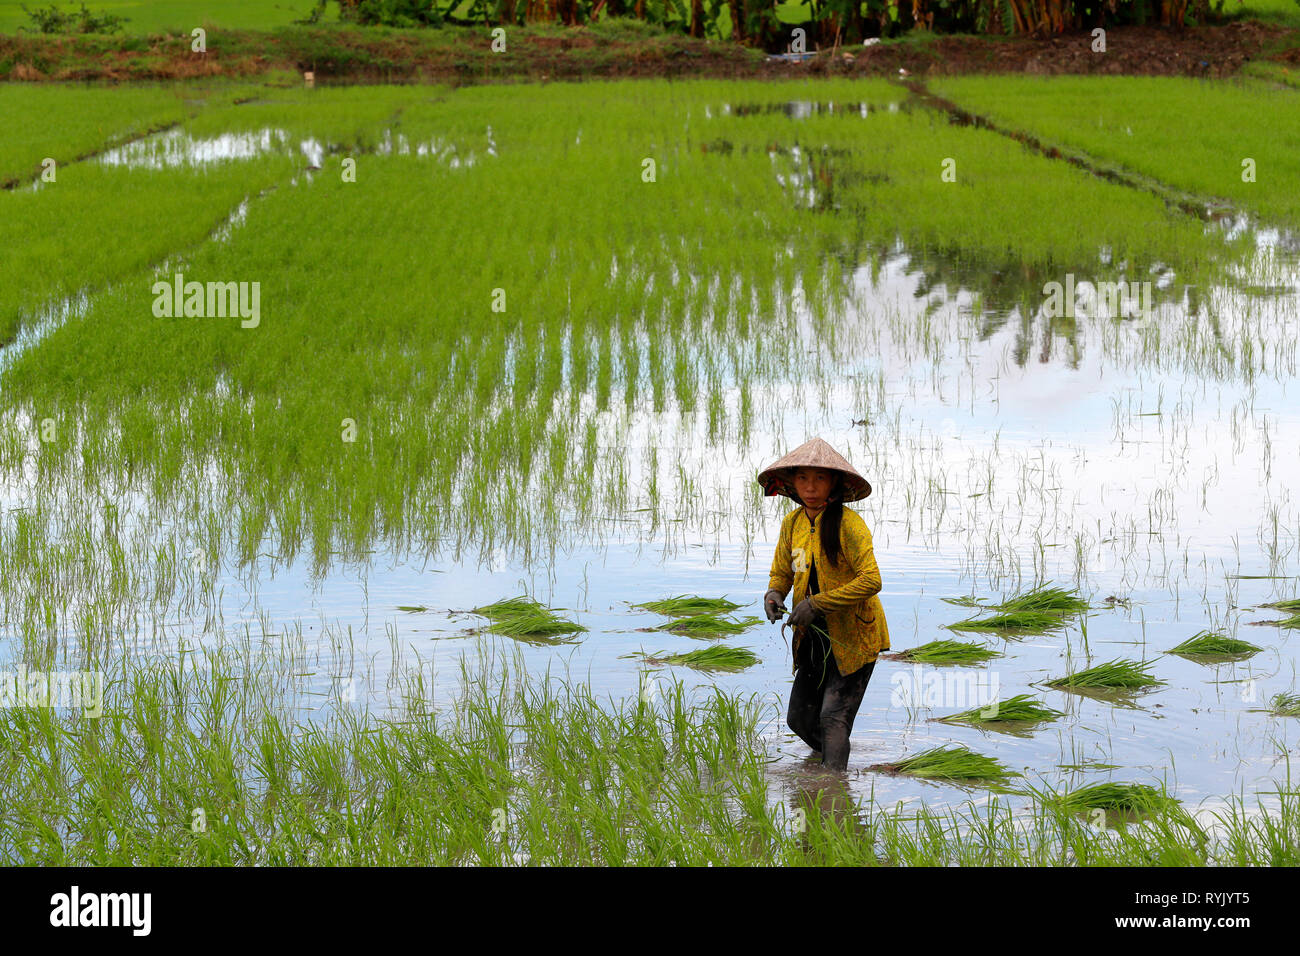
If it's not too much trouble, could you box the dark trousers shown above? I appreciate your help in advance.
[787,613,875,772]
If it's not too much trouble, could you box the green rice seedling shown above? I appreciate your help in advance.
[1056,782,1182,816]
[993,582,1089,615]
[1258,600,1300,629]
[642,646,761,672]
[873,745,1019,786]
[632,594,744,615]
[1047,658,1165,689]
[397,604,429,612]
[470,595,586,636]
[935,693,1064,725]
[1269,693,1300,718]
[946,610,1069,634]
[1166,629,1261,659]
[887,640,1001,665]
[940,595,984,607]
[654,613,762,636]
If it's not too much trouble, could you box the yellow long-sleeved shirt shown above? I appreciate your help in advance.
[768,504,890,676]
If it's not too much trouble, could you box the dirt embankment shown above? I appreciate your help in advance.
[1,19,1297,84]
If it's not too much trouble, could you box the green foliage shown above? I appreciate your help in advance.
[21,1,127,34]
[643,645,762,671]
[1166,629,1261,659]
[891,639,1001,664]
[879,745,1019,784]
[1048,658,1165,689]
[937,693,1064,724]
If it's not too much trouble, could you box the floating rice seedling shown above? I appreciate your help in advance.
[871,745,1019,786]
[631,594,744,615]
[993,582,1089,615]
[470,595,586,636]
[885,639,1000,665]
[1269,693,1300,718]
[1258,599,1300,629]
[1055,782,1182,816]
[935,693,1063,725]
[1046,658,1165,690]
[654,613,762,637]
[946,610,1069,634]
[1165,629,1260,660]
[396,604,429,613]
[640,646,761,672]
[940,595,984,607]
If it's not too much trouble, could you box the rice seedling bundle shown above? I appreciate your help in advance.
[1056,782,1181,815]
[876,745,1019,785]
[936,693,1063,724]
[1269,693,1300,718]
[1165,629,1260,658]
[946,610,1069,634]
[642,646,760,672]
[993,582,1089,615]
[471,595,586,636]
[654,613,761,636]
[890,639,1001,665]
[1047,658,1164,689]
[632,595,744,615]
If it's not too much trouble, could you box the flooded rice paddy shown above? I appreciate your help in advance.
[2,76,1299,863]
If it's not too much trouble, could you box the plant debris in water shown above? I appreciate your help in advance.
[886,639,1000,665]
[470,595,586,636]
[935,693,1064,725]
[1165,629,1260,659]
[1047,658,1165,689]
[872,745,1019,785]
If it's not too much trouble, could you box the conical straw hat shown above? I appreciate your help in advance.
[756,437,872,503]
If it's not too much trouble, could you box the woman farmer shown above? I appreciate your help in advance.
[759,437,890,773]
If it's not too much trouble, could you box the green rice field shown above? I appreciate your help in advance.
[2,65,1300,867]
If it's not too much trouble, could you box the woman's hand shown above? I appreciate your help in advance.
[763,589,787,622]
[787,597,817,628]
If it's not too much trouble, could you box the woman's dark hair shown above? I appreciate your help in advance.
[820,475,845,569]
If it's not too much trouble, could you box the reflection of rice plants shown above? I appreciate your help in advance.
[889,640,1000,665]
[936,694,1063,725]
[1047,659,1164,689]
